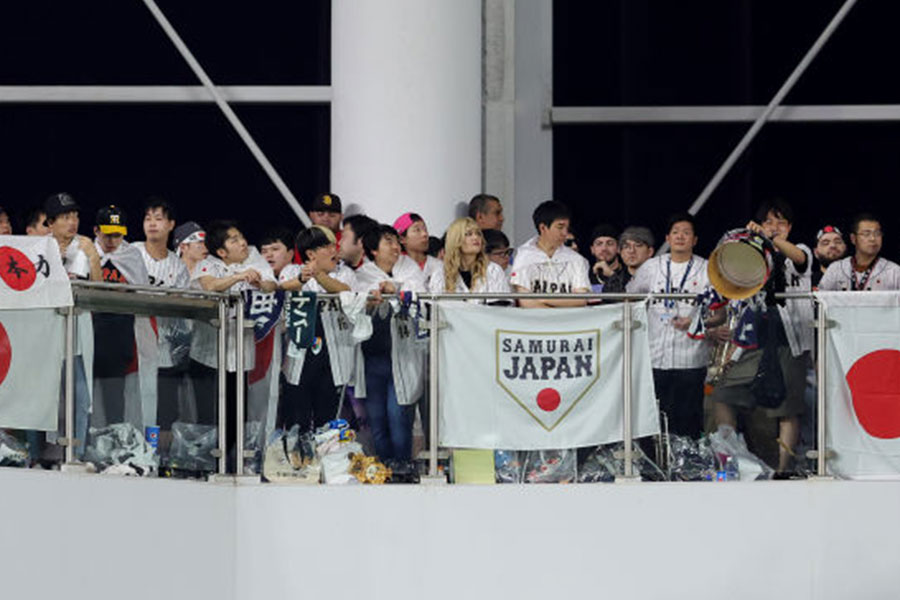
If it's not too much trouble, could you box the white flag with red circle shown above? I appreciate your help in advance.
[0,309,64,430]
[438,301,659,450]
[819,291,900,479]
[0,235,72,309]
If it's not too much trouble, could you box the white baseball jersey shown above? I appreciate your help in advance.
[509,236,591,294]
[818,256,900,292]
[134,242,192,368]
[189,247,277,371]
[428,261,510,298]
[626,254,710,369]
[778,243,814,356]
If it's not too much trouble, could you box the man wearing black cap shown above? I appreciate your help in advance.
[45,192,101,281]
[309,193,343,236]
[173,221,208,276]
[588,223,627,294]
[812,225,847,289]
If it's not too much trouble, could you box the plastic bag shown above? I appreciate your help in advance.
[668,434,718,482]
[263,426,320,484]
[494,450,523,483]
[577,443,666,483]
[242,420,264,475]
[0,430,28,467]
[84,423,159,474]
[168,422,217,473]
[708,425,774,481]
[522,449,576,483]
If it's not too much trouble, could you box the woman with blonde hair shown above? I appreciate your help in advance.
[429,217,510,296]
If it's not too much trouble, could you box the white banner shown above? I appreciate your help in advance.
[0,235,72,309]
[438,302,659,450]
[0,309,64,430]
[819,291,900,479]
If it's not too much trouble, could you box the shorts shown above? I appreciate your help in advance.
[709,347,809,418]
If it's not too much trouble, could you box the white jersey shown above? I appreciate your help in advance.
[355,259,427,294]
[133,242,190,289]
[394,254,440,289]
[428,261,510,299]
[626,254,710,369]
[134,242,192,368]
[778,243,814,356]
[280,263,359,386]
[818,256,900,292]
[62,238,91,279]
[189,247,277,371]
[509,236,591,294]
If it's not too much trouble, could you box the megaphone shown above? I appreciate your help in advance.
[707,228,775,300]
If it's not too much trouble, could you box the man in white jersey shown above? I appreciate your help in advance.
[510,200,590,307]
[627,212,709,438]
[259,227,295,279]
[278,226,356,432]
[133,198,191,440]
[173,221,207,276]
[819,213,900,291]
[742,200,813,473]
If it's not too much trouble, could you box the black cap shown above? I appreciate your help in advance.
[590,223,619,243]
[311,193,342,214]
[95,205,127,235]
[173,221,205,248]
[45,193,80,219]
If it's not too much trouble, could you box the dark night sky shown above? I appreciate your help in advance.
[2,1,900,259]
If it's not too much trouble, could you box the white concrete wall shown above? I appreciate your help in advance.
[4,469,900,600]
[1,468,235,600]
[331,0,482,234]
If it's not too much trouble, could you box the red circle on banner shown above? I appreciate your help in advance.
[0,323,11,386]
[846,349,900,439]
[536,388,561,412]
[0,247,37,291]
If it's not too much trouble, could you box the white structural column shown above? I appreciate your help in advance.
[331,0,482,232]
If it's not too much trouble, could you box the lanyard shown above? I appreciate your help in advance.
[851,256,878,291]
[665,256,694,309]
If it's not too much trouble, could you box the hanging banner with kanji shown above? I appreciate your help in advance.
[438,301,659,450]
[0,235,73,309]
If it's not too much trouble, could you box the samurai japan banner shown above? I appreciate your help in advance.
[0,235,72,309]
[438,302,659,450]
[818,291,900,479]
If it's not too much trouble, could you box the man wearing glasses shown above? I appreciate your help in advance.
[819,213,900,291]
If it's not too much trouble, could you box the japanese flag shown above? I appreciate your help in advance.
[0,309,64,430]
[819,291,900,479]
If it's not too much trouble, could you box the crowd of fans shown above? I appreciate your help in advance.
[0,192,896,477]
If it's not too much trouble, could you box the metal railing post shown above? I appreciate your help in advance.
[428,301,440,478]
[217,298,228,475]
[619,300,636,480]
[235,293,246,476]
[64,305,76,465]
[816,301,828,477]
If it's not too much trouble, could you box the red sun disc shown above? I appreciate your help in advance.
[0,322,11,387]
[536,388,561,412]
[846,349,900,439]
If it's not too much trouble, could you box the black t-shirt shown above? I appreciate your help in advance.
[460,269,473,290]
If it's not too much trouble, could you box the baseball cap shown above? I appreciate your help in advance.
[393,212,417,235]
[173,221,205,248]
[816,225,843,241]
[311,193,342,214]
[95,205,127,236]
[45,192,80,219]
[619,226,655,248]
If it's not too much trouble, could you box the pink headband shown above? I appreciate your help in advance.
[392,213,415,235]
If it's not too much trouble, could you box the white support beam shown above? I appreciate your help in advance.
[0,85,331,104]
[550,104,900,124]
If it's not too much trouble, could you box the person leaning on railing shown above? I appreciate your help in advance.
[428,217,510,299]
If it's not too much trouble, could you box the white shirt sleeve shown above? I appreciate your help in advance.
[817,261,842,291]
[572,255,591,292]
[428,264,446,294]
[486,261,511,293]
